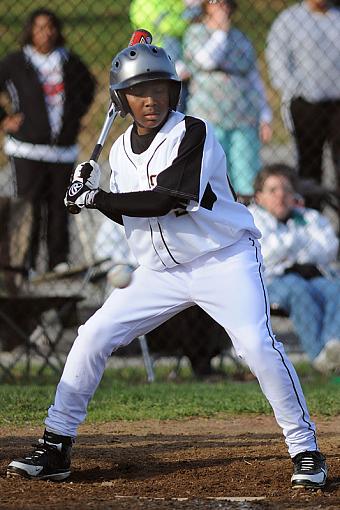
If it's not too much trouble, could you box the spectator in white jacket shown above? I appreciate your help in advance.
[248,163,340,374]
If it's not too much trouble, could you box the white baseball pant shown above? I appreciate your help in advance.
[45,234,318,457]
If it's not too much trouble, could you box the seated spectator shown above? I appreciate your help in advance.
[248,163,340,374]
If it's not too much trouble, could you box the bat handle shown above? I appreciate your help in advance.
[90,143,102,162]
[67,144,102,212]
[67,203,81,214]
[67,106,118,214]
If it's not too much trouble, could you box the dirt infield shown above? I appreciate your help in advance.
[0,416,339,510]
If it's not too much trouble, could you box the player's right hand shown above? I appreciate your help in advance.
[71,160,101,190]
[64,181,98,213]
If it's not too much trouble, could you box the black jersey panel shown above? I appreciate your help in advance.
[154,116,206,201]
[201,182,217,210]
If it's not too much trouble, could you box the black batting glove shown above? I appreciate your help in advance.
[64,182,99,210]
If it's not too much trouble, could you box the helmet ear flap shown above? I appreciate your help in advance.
[110,89,129,118]
[169,81,181,111]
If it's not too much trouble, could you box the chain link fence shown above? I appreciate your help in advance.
[0,0,339,379]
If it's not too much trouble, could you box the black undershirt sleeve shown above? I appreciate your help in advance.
[94,188,184,221]
[96,206,124,225]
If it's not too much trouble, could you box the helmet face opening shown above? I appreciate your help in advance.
[110,44,181,116]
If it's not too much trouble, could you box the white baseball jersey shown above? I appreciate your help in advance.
[109,111,261,270]
[46,111,319,460]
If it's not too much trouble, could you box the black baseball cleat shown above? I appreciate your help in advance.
[291,451,327,489]
[7,429,73,481]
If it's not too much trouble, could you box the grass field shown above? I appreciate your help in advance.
[1,365,339,427]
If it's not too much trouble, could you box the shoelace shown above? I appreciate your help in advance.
[298,455,316,472]
[24,441,59,461]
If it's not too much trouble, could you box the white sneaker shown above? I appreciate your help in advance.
[313,339,340,374]
[52,262,70,274]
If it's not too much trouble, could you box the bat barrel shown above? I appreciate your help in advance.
[96,109,118,149]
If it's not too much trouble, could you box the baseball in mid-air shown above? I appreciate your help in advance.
[107,264,133,288]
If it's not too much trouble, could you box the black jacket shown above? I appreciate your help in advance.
[0,49,96,146]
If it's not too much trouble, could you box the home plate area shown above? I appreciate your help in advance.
[1,417,339,510]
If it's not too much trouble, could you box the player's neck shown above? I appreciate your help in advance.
[131,124,158,154]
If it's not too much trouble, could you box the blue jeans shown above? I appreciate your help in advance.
[267,273,340,360]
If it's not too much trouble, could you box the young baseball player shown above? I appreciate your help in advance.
[7,43,327,489]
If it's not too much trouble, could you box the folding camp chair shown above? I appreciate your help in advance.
[0,294,83,380]
[0,196,84,381]
[0,196,32,295]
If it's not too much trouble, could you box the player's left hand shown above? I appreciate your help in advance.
[64,181,98,210]
[71,160,101,189]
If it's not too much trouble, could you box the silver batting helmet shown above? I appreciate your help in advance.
[110,43,181,117]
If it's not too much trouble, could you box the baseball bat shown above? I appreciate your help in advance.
[67,29,152,214]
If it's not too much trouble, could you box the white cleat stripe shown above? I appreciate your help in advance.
[8,461,43,476]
